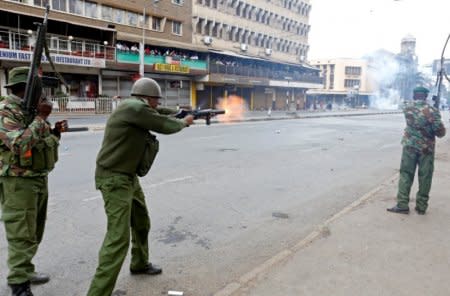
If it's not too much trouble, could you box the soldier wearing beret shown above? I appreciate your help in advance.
[0,67,67,296]
[387,86,446,215]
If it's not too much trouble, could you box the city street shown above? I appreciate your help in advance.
[1,114,406,296]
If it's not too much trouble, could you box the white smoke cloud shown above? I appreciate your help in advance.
[365,50,401,110]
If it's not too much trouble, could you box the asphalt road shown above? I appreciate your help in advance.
[0,114,407,296]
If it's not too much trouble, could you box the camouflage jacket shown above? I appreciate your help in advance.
[0,94,54,177]
[402,100,446,154]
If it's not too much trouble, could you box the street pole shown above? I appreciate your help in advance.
[139,7,145,77]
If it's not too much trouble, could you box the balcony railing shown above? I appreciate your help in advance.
[0,30,115,60]
[209,64,323,83]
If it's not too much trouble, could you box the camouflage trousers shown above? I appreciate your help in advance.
[396,146,435,211]
[0,176,48,285]
[87,172,150,296]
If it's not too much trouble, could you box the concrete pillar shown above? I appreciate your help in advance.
[0,69,7,97]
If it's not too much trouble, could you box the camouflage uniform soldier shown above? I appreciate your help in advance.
[387,86,446,215]
[87,78,194,296]
[0,67,67,296]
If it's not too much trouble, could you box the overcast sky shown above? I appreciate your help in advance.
[307,0,450,65]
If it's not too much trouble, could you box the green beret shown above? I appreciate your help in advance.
[4,67,29,88]
[413,86,429,94]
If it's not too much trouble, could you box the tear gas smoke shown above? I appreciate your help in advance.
[366,51,401,110]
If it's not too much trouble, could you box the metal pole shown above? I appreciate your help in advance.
[139,7,145,77]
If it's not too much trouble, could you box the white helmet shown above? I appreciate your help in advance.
[131,78,162,98]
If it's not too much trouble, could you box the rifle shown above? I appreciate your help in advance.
[433,34,450,109]
[22,5,50,121]
[175,108,226,125]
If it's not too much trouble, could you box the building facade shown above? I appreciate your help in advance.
[0,0,200,107]
[307,58,374,108]
[189,0,321,110]
[0,0,321,110]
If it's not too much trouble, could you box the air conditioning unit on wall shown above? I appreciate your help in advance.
[203,36,213,45]
[240,43,248,51]
[265,48,272,56]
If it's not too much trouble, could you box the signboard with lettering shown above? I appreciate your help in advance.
[154,63,189,74]
[0,49,106,68]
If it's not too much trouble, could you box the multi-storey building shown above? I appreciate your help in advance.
[0,0,321,110]
[192,0,321,110]
[1,0,198,107]
[307,58,374,108]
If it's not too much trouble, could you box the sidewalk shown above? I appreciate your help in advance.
[215,137,450,296]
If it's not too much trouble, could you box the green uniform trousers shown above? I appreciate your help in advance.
[0,176,48,285]
[87,173,151,296]
[396,146,434,211]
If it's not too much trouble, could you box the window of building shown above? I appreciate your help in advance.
[152,17,162,31]
[228,26,234,41]
[205,21,211,35]
[345,66,362,75]
[113,8,124,23]
[101,5,113,21]
[84,1,97,18]
[34,0,49,7]
[69,0,83,15]
[344,79,360,88]
[172,21,182,35]
[196,19,203,34]
[172,0,183,5]
[212,24,218,37]
[127,12,138,26]
[329,64,335,89]
[51,0,66,11]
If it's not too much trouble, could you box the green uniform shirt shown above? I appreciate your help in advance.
[402,100,446,154]
[96,97,187,176]
[0,94,53,177]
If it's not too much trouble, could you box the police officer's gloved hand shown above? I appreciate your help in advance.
[36,98,53,121]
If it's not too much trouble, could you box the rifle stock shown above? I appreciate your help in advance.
[22,5,50,122]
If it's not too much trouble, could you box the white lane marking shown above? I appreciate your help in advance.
[145,176,194,188]
[82,176,194,202]
[82,196,101,202]
[187,135,221,141]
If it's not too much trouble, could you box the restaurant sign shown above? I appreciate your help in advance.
[0,49,106,68]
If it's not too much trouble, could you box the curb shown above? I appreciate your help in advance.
[213,172,400,296]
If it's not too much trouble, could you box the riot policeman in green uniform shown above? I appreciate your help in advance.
[87,77,194,296]
[0,67,67,296]
[387,86,446,215]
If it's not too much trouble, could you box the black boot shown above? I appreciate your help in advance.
[130,263,162,275]
[10,281,33,296]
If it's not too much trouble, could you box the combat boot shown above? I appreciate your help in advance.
[10,281,33,296]
[130,263,162,275]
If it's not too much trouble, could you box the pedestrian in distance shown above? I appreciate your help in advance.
[0,66,68,296]
[87,77,194,296]
[387,86,446,215]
